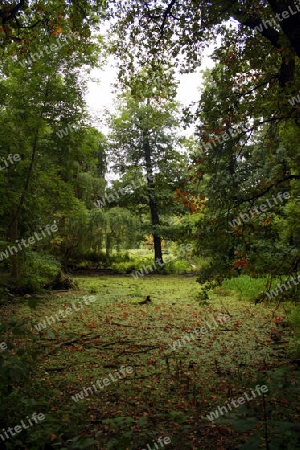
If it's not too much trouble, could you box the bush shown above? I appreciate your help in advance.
[164,258,193,274]
[45,271,78,290]
[111,255,153,274]
[17,251,61,293]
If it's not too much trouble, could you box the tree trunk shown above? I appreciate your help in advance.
[142,130,164,265]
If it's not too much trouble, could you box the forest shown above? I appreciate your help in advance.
[0,0,299,449]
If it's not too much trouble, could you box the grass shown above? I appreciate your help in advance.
[214,275,268,301]
[1,274,300,449]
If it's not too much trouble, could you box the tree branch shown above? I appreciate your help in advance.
[236,175,299,207]
[159,0,177,38]
[0,0,25,24]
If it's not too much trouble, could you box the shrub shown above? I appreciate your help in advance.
[164,258,193,274]
[17,251,61,293]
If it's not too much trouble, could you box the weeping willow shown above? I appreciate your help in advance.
[57,204,139,265]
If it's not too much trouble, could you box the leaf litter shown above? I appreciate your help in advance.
[12,275,300,449]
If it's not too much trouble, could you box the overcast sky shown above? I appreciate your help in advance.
[85,48,215,129]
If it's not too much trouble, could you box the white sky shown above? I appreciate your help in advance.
[85,48,215,129]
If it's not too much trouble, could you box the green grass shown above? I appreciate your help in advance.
[215,275,268,301]
[1,275,299,450]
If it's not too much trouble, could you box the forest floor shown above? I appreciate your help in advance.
[2,275,300,450]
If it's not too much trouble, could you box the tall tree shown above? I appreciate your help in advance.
[107,68,185,263]
[0,44,105,285]
[110,0,300,84]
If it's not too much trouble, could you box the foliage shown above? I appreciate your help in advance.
[0,0,106,55]
[17,251,61,293]
[0,315,49,450]
[0,0,106,289]
[289,305,300,358]
[217,275,270,302]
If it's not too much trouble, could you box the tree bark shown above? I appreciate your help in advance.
[142,130,164,265]
[267,0,300,59]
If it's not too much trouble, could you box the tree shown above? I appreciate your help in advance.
[0,41,105,287]
[106,69,185,263]
[110,0,300,85]
[0,0,105,53]
[182,56,299,291]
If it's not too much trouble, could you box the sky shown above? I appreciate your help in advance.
[85,48,215,129]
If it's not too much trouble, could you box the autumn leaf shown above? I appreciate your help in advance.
[262,216,271,226]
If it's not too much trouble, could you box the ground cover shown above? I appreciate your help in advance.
[1,275,299,450]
